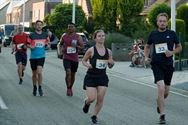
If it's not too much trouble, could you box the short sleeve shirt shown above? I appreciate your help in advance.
[13,33,28,53]
[28,32,48,59]
[147,29,179,65]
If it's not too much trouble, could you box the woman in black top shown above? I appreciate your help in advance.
[82,30,114,124]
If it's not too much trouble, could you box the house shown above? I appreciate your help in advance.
[141,0,188,15]
[32,0,62,23]
[0,0,10,24]
[6,0,43,27]
[63,0,93,17]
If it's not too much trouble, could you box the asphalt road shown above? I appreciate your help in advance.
[0,48,188,125]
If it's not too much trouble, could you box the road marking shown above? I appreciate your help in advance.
[109,74,188,98]
[0,96,8,109]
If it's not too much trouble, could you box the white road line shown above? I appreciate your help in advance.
[0,96,8,109]
[109,74,188,98]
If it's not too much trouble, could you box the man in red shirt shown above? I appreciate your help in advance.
[11,25,28,84]
[59,22,83,96]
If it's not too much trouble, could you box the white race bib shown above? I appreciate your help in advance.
[67,47,76,54]
[96,59,108,69]
[155,43,168,54]
[17,43,24,49]
[35,41,44,48]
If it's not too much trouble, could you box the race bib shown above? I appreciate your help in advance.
[96,59,108,69]
[17,43,24,49]
[155,43,168,54]
[67,46,76,54]
[35,41,44,48]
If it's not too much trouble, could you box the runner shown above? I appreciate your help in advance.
[82,29,114,124]
[27,20,50,96]
[144,13,182,124]
[59,22,83,96]
[0,28,3,53]
[10,25,28,84]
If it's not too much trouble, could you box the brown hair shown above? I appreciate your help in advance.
[156,13,168,21]
[35,20,43,24]
[93,29,104,39]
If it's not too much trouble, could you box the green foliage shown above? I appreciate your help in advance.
[92,0,144,36]
[92,0,118,32]
[148,3,171,27]
[168,19,186,58]
[176,4,188,41]
[118,0,144,36]
[44,4,87,37]
[105,32,133,49]
[131,16,154,41]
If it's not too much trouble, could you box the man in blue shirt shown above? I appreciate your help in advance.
[27,20,50,96]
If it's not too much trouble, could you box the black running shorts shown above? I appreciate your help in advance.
[15,52,27,66]
[30,58,45,70]
[83,74,109,90]
[63,59,79,72]
[151,64,174,85]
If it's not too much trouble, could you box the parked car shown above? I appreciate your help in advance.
[50,34,59,49]
[57,32,89,59]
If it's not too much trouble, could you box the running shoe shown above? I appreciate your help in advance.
[159,114,166,124]
[66,88,73,96]
[33,86,37,96]
[91,115,97,124]
[157,107,160,114]
[83,100,90,113]
[19,78,23,84]
[38,86,43,96]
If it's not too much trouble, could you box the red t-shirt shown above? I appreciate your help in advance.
[63,33,83,62]
[13,33,28,53]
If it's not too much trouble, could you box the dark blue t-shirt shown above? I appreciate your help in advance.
[147,29,179,65]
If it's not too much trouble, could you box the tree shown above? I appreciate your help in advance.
[148,3,170,27]
[118,0,144,36]
[176,4,188,41]
[44,4,86,37]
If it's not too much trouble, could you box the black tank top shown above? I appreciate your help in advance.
[87,46,109,75]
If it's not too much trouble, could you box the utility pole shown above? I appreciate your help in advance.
[72,0,76,24]
[171,0,176,32]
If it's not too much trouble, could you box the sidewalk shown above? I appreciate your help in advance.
[110,61,188,91]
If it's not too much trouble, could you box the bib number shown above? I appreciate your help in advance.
[96,59,108,69]
[155,43,168,54]
[35,42,44,48]
[67,47,76,54]
[17,43,24,49]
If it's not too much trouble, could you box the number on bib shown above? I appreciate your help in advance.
[35,42,44,48]
[17,43,24,49]
[67,47,76,54]
[96,59,108,69]
[155,43,168,54]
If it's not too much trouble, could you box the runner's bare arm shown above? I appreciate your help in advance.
[144,44,151,60]
[46,36,51,48]
[165,43,182,57]
[77,36,84,49]
[82,47,93,69]
[108,49,114,68]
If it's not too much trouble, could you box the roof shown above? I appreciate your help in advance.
[0,1,10,10]
[6,0,29,14]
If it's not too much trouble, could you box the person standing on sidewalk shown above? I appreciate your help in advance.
[27,20,50,96]
[82,29,114,124]
[59,22,83,96]
[144,13,182,124]
[10,25,28,84]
